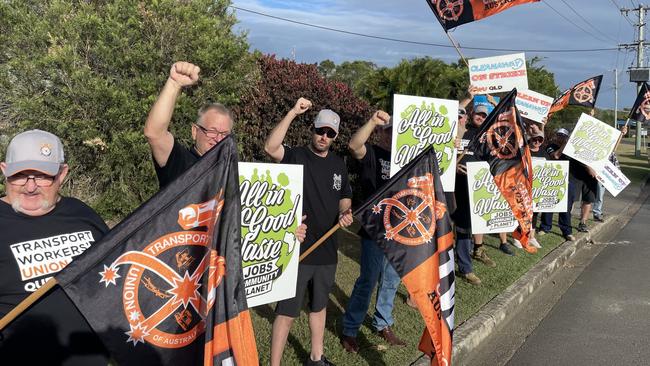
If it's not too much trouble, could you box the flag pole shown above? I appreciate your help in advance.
[445,31,469,67]
[299,224,341,262]
[0,278,58,330]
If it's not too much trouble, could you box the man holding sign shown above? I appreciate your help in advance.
[265,98,353,366]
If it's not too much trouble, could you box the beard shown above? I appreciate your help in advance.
[311,139,331,153]
[11,196,53,215]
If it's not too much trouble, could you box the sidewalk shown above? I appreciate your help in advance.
[417,178,650,366]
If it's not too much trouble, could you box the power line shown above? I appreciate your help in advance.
[542,1,613,43]
[230,5,618,53]
[557,0,619,42]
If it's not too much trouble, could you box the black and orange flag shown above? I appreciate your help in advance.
[549,75,603,114]
[426,0,540,31]
[55,136,258,366]
[355,147,454,366]
[629,82,650,123]
[467,89,535,253]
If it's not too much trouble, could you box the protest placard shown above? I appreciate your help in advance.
[563,113,621,166]
[532,160,569,212]
[239,162,303,307]
[390,94,458,191]
[466,161,518,233]
[516,89,554,123]
[592,160,631,197]
[469,53,528,94]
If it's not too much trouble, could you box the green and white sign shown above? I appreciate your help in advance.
[390,94,458,191]
[239,162,303,308]
[564,113,621,166]
[532,160,569,212]
[467,162,518,234]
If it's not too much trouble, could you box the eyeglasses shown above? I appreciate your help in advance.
[314,127,337,138]
[8,174,57,187]
[195,124,230,139]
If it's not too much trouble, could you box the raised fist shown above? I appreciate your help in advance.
[370,110,391,128]
[468,85,480,97]
[169,61,200,88]
[292,97,312,115]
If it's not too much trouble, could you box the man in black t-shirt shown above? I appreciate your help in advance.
[0,130,110,365]
[144,61,234,188]
[340,111,405,353]
[265,98,353,366]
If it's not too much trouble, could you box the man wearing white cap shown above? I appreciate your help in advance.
[265,98,353,366]
[0,129,109,363]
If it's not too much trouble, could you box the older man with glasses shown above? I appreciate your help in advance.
[144,61,233,188]
[0,129,110,364]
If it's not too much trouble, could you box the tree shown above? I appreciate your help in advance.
[0,0,257,218]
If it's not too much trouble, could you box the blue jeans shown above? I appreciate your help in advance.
[540,179,576,236]
[455,230,474,274]
[592,182,605,216]
[342,238,401,337]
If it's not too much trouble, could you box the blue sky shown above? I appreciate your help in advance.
[232,0,642,113]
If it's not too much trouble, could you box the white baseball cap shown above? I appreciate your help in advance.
[313,109,340,134]
[3,130,65,177]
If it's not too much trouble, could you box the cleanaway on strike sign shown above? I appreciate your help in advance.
[390,94,458,192]
[239,162,302,308]
[466,161,518,234]
[516,89,554,123]
[469,53,528,94]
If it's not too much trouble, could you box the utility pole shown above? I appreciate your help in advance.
[614,68,618,128]
[620,4,650,157]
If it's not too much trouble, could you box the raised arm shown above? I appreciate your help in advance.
[264,97,312,162]
[348,110,390,160]
[144,62,200,167]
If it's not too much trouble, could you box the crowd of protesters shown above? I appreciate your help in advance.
[0,62,630,366]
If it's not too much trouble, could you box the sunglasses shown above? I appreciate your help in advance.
[530,137,544,144]
[314,127,337,138]
[194,123,230,139]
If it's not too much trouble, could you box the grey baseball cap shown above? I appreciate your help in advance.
[556,128,570,137]
[3,130,65,177]
[474,105,489,115]
[314,109,340,134]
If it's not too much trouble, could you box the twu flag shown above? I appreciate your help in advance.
[56,136,258,366]
[629,82,650,123]
[355,147,455,366]
[549,75,603,114]
[426,0,539,31]
[467,89,536,253]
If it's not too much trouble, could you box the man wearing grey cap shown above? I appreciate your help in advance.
[0,129,109,363]
[265,98,353,366]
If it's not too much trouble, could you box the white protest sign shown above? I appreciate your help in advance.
[563,113,621,166]
[469,53,528,94]
[593,160,631,197]
[239,162,303,307]
[532,160,569,212]
[390,94,458,191]
[516,89,554,123]
[466,161,518,234]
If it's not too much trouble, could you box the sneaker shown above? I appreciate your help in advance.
[460,272,482,285]
[512,239,523,249]
[378,326,406,346]
[529,237,542,249]
[537,230,548,236]
[564,234,576,241]
[593,214,604,222]
[577,223,588,232]
[340,336,359,353]
[472,246,496,267]
[499,243,514,256]
[304,355,336,366]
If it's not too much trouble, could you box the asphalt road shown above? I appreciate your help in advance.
[506,193,650,366]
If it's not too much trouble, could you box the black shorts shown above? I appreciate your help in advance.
[275,264,337,318]
[573,176,597,204]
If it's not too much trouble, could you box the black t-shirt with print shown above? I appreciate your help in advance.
[357,143,391,239]
[281,146,352,265]
[0,197,110,364]
[154,137,201,188]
